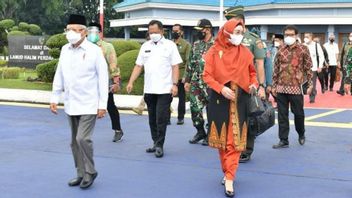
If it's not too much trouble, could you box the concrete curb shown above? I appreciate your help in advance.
[0,88,189,110]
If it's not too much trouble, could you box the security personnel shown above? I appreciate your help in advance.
[184,19,214,146]
[224,5,266,163]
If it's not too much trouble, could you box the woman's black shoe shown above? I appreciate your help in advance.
[224,183,235,197]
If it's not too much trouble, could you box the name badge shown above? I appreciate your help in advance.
[145,50,151,53]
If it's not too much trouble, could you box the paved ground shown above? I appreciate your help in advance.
[0,102,351,198]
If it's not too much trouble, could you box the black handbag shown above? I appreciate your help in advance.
[249,100,275,136]
[248,92,265,116]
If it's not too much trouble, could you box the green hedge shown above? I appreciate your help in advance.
[117,49,143,95]
[0,67,21,79]
[18,22,29,31]
[8,30,29,36]
[110,40,141,57]
[36,59,58,82]
[10,26,19,31]
[0,60,7,66]
[45,33,68,49]
[48,48,61,59]
[28,24,42,35]
[0,19,15,30]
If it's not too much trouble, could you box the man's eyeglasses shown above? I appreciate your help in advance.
[64,28,85,33]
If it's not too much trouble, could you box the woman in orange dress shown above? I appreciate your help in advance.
[203,18,258,197]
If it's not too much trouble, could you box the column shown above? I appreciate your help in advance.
[124,27,131,40]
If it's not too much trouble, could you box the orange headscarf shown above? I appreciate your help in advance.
[203,18,257,93]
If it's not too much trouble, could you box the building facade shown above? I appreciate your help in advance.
[111,0,352,47]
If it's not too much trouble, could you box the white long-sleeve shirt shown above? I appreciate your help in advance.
[51,39,109,116]
[305,41,325,72]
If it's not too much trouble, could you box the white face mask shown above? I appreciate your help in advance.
[304,38,310,44]
[150,33,162,43]
[228,34,243,46]
[274,41,280,47]
[284,36,296,46]
[66,30,82,45]
[349,36,352,42]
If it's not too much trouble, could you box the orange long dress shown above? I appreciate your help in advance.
[203,19,258,181]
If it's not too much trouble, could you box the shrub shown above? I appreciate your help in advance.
[117,49,143,95]
[0,67,21,79]
[48,48,61,59]
[10,26,19,31]
[46,33,68,49]
[8,31,29,36]
[18,22,29,31]
[28,24,42,35]
[0,19,15,30]
[0,60,7,66]
[110,40,141,57]
[36,59,59,82]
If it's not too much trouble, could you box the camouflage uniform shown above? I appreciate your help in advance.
[241,31,266,157]
[185,38,214,132]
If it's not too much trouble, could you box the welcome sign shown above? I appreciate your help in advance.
[8,36,53,68]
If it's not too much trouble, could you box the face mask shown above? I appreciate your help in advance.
[304,38,310,44]
[274,41,280,47]
[66,30,82,45]
[172,32,180,40]
[284,36,296,46]
[228,34,243,46]
[150,33,162,43]
[197,31,206,40]
[87,33,100,43]
[329,39,335,43]
[349,37,352,42]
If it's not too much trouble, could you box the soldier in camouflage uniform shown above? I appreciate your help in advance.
[184,19,214,146]
[224,6,266,162]
[342,32,352,94]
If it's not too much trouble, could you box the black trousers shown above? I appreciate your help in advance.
[277,93,305,143]
[326,66,337,89]
[144,93,173,148]
[339,68,347,93]
[309,71,324,102]
[107,92,122,131]
[177,80,186,120]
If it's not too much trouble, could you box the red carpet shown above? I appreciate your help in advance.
[303,81,352,109]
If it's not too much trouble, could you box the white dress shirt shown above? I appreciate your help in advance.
[136,37,182,94]
[323,42,339,66]
[305,41,325,71]
[51,39,109,116]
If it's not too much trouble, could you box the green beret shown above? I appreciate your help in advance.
[224,5,244,20]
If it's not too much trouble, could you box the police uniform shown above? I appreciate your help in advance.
[224,5,266,162]
[185,19,214,145]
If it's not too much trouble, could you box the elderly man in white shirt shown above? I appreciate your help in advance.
[50,14,109,189]
[127,20,182,158]
[303,32,325,103]
[323,34,340,91]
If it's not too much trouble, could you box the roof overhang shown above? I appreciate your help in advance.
[110,16,352,27]
[113,2,352,13]
[110,17,223,27]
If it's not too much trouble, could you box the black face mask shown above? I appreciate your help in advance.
[172,32,180,40]
[197,31,206,40]
[330,39,335,43]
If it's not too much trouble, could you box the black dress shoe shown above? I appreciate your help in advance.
[80,172,98,189]
[337,90,345,96]
[272,141,289,149]
[189,133,206,144]
[201,139,208,146]
[239,154,251,163]
[146,146,156,153]
[155,147,164,158]
[68,177,83,186]
[299,136,306,145]
[221,177,225,185]
[176,119,184,125]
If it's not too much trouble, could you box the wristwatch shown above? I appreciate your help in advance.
[258,83,265,89]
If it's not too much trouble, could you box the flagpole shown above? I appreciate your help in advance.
[99,0,104,38]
